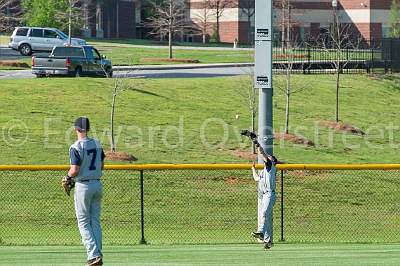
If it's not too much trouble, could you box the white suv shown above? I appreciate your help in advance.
[8,27,87,56]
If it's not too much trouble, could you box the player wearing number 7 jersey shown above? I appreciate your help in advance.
[67,117,105,266]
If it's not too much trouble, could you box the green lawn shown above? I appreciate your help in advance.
[0,66,29,70]
[88,40,376,66]
[0,34,9,45]
[88,40,253,65]
[1,74,400,165]
[87,38,242,48]
[1,244,399,266]
[1,35,376,66]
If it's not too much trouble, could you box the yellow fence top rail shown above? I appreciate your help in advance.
[1,164,400,171]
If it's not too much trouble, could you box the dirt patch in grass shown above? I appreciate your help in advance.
[275,132,315,147]
[140,58,200,63]
[318,120,365,135]
[0,60,30,68]
[105,151,137,162]
[226,176,238,184]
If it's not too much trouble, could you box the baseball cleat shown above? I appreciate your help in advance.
[251,231,264,241]
[264,241,272,250]
[86,256,103,266]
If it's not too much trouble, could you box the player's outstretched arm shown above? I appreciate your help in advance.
[251,162,260,182]
[257,146,273,162]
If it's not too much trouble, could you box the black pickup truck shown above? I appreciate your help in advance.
[32,45,113,78]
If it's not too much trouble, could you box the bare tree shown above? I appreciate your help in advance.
[192,0,212,44]
[316,6,362,122]
[275,42,307,134]
[239,0,254,45]
[55,0,89,44]
[0,0,21,33]
[275,0,302,50]
[236,68,258,153]
[208,0,232,42]
[106,67,144,153]
[146,0,189,59]
[274,0,306,134]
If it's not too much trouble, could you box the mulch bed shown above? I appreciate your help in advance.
[105,151,137,162]
[140,58,200,63]
[0,60,30,68]
[274,132,315,147]
[318,120,365,135]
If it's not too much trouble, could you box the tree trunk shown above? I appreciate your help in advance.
[248,16,252,45]
[284,3,291,135]
[216,9,220,42]
[281,1,286,51]
[110,86,117,152]
[168,30,173,59]
[203,33,206,44]
[336,63,340,122]
[284,67,291,134]
[68,0,72,45]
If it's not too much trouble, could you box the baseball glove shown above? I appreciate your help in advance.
[61,175,75,196]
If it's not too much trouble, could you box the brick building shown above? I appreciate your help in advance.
[189,0,398,44]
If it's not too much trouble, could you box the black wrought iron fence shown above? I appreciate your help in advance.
[270,39,400,74]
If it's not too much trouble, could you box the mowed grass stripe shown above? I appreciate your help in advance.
[1,244,400,266]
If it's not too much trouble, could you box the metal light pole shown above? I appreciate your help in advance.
[332,0,338,43]
[254,0,274,243]
[254,0,274,160]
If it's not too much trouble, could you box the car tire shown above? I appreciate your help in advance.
[105,68,113,78]
[19,44,32,56]
[74,67,82,78]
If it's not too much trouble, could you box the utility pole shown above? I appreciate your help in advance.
[254,0,274,159]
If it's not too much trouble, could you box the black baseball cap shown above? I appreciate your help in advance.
[74,117,90,132]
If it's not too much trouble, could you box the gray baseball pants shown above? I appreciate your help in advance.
[258,192,276,243]
[74,180,103,260]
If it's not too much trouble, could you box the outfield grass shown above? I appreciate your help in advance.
[1,74,400,165]
[1,168,399,246]
[1,244,399,266]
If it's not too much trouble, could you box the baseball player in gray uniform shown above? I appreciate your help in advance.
[251,146,277,250]
[66,117,105,266]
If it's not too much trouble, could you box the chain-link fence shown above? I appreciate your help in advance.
[0,165,399,246]
[282,168,400,243]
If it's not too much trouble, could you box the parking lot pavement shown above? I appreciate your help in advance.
[0,47,49,60]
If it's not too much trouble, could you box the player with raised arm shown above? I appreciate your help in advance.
[241,129,277,250]
[61,117,105,266]
[251,145,277,250]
